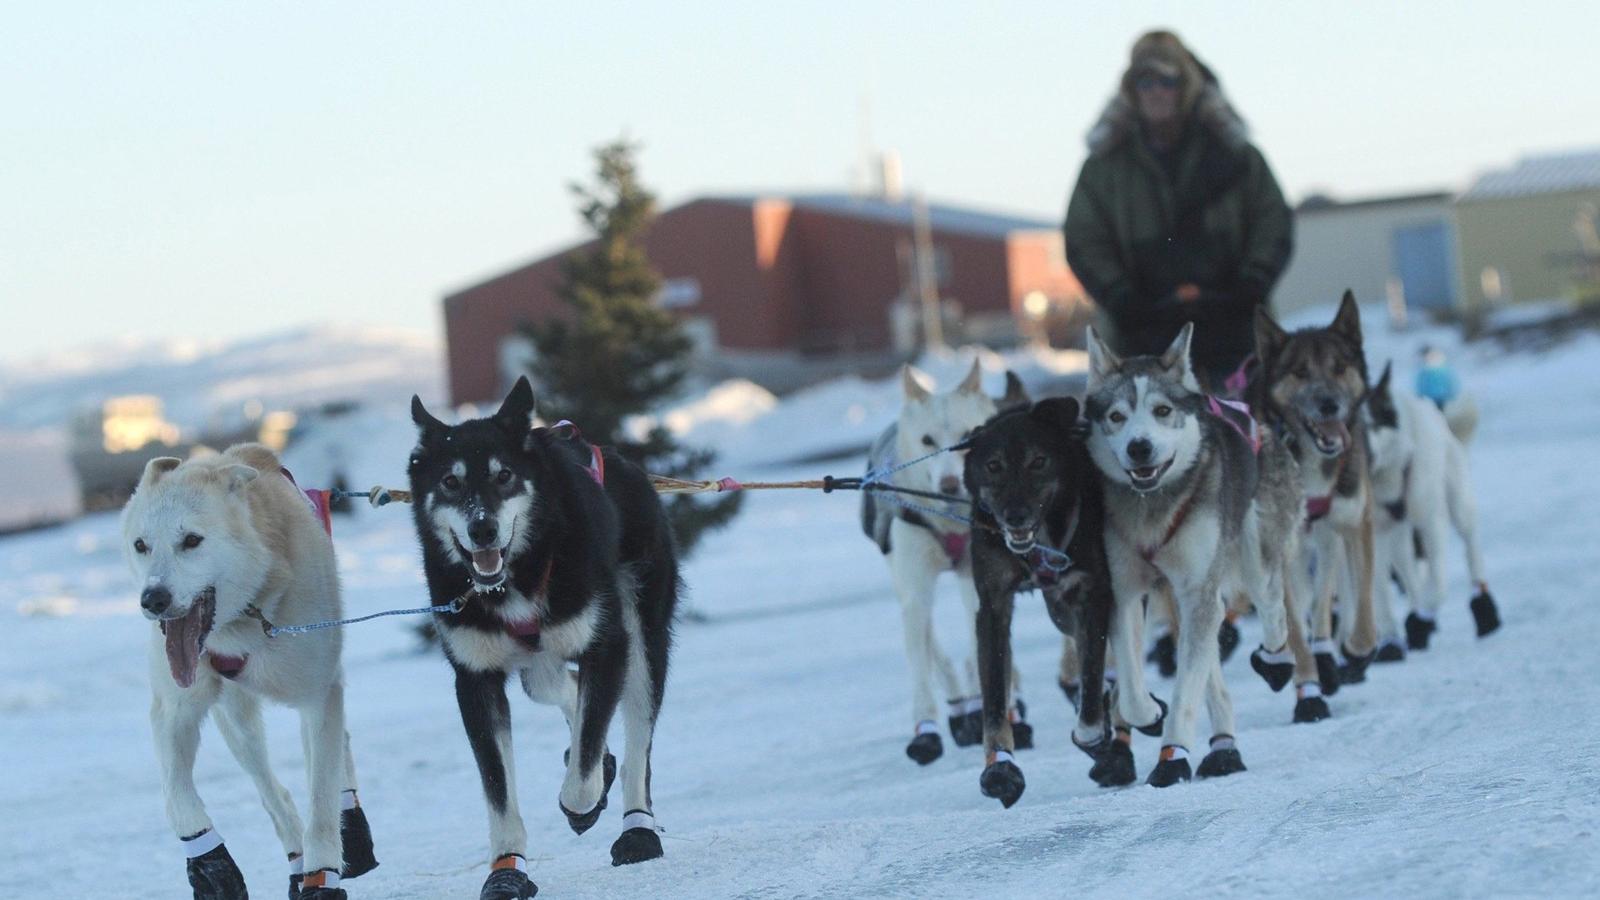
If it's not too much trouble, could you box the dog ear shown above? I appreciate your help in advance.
[138,456,182,489]
[1159,323,1200,391]
[999,370,1030,411]
[1086,326,1120,386]
[1030,396,1082,436]
[411,395,448,435]
[902,365,931,402]
[1375,361,1393,396]
[1254,307,1289,364]
[219,464,259,493]
[1332,289,1363,345]
[956,358,984,395]
[493,376,536,434]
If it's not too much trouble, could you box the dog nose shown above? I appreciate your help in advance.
[939,475,962,496]
[1317,397,1341,418]
[467,516,499,548]
[1126,438,1153,464]
[1003,508,1032,529]
[141,586,172,616]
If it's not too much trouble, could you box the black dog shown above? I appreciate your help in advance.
[963,396,1130,808]
[409,377,680,899]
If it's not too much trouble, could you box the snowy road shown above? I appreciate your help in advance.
[3,329,1597,898]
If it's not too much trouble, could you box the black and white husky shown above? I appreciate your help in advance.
[409,377,680,900]
[1085,324,1311,785]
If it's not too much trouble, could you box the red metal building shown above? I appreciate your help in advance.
[443,193,1083,405]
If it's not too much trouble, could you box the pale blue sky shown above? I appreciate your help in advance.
[3,1,1595,364]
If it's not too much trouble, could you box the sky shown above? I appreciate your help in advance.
[3,1,1596,365]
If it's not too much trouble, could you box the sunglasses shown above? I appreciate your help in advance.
[1135,73,1181,91]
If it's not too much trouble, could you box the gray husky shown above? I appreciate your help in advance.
[1085,324,1313,786]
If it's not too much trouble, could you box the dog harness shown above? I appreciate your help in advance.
[553,420,605,486]
[1303,453,1351,527]
[1205,395,1262,454]
[1382,464,1411,522]
[897,509,969,567]
[279,468,333,536]
[1021,501,1080,588]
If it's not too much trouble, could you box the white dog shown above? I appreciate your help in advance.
[861,361,1031,764]
[122,444,375,900]
[1365,365,1500,654]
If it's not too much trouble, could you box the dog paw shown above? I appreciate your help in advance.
[1314,650,1342,696]
[479,867,538,900]
[1250,645,1294,692]
[905,731,943,766]
[1405,612,1436,650]
[339,806,378,879]
[1146,748,1191,788]
[1339,644,1376,684]
[979,755,1025,808]
[947,708,984,747]
[1217,619,1241,663]
[1146,633,1177,678]
[1374,639,1406,663]
[186,842,248,900]
[1132,695,1168,737]
[299,887,348,900]
[1196,737,1246,778]
[1293,688,1332,724]
[1471,589,1501,637]
[1085,737,1136,787]
[611,827,664,866]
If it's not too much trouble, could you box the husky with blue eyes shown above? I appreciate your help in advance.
[1084,323,1315,787]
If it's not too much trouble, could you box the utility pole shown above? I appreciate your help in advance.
[911,192,945,351]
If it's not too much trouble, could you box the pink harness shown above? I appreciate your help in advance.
[553,420,605,486]
[279,467,333,536]
[1206,395,1262,455]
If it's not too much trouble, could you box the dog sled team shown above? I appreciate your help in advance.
[115,27,1505,900]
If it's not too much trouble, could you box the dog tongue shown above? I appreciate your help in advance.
[472,548,504,576]
[164,604,205,689]
[1318,420,1351,449]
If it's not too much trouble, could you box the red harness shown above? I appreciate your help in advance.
[1136,482,1201,564]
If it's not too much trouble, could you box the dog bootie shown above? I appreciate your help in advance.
[946,697,984,747]
[1374,638,1406,663]
[1405,611,1437,650]
[1196,735,1247,778]
[1292,682,1331,724]
[1010,701,1033,750]
[480,857,538,900]
[1132,694,1168,737]
[1339,643,1376,684]
[299,869,347,900]
[979,750,1025,808]
[1147,633,1177,678]
[339,793,378,879]
[1250,645,1294,692]
[611,810,664,866]
[1079,728,1136,787]
[1471,587,1501,637]
[1217,618,1242,663]
[1312,640,1342,696]
[183,830,248,900]
[1146,745,1192,788]
[905,721,943,765]
[558,751,617,835]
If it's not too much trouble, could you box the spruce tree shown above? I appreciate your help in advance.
[522,139,742,557]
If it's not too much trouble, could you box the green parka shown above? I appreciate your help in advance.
[1064,78,1293,381]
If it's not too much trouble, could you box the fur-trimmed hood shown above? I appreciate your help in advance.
[1085,30,1250,157]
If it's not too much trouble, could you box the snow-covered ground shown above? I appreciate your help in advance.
[2,312,1598,898]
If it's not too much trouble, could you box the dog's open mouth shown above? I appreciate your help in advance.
[457,534,512,590]
[1126,459,1173,492]
[159,588,216,689]
[1304,419,1350,457]
[1004,527,1037,554]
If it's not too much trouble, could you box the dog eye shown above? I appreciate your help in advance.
[133,538,148,554]
[181,534,204,550]
[1027,456,1047,471]
[1108,411,1127,424]
[985,459,1003,474]
[442,474,461,491]
[1154,405,1172,417]
[921,435,936,448]
[496,469,513,485]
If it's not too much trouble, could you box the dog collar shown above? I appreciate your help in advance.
[1136,481,1200,563]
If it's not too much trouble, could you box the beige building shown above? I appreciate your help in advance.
[1454,149,1600,314]
[1273,192,1455,319]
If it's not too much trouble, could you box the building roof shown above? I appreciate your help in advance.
[1296,190,1452,214]
[1460,148,1600,202]
[709,192,1058,239]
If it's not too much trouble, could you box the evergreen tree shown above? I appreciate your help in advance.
[522,139,742,557]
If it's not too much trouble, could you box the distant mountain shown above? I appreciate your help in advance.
[0,324,444,432]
